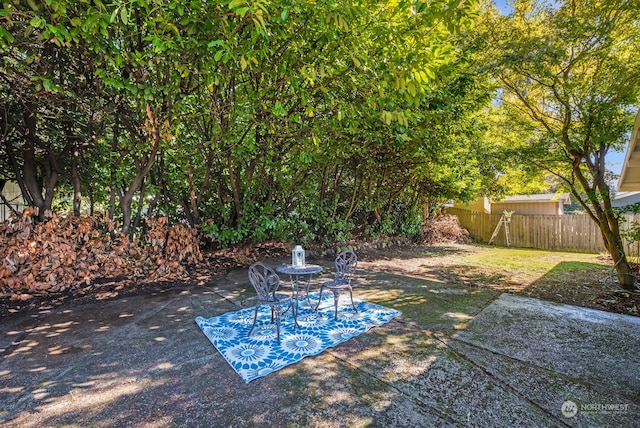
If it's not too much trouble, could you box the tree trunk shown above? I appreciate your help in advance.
[187,165,200,225]
[570,159,636,290]
[227,154,241,226]
[600,202,636,290]
[89,183,95,216]
[71,145,82,216]
[42,153,58,219]
[120,195,133,235]
[109,122,120,220]
[120,167,148,235]
[22,107,46,216]
[607,238,635,289]
[120,103,162,235]
[4,136,34,207]
[131,177,146,236]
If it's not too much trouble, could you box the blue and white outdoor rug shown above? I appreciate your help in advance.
[195,292,401,383]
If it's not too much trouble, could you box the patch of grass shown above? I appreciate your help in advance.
[359,243,638,316]
[460,246,608,281]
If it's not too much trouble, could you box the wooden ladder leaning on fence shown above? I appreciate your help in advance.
[489,214,511,247]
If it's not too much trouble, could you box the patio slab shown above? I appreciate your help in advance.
[1,259,638,427]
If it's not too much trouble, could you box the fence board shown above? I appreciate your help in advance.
[447,207,634,255]
[0,203,25,222]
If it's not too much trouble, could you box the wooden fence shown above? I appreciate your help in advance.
[448,207,640,256]
[0,203,25,222]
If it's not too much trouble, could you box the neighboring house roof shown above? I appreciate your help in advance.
[612,191,640,207]
[454,193,572,215]
[493,193,571,205]
[618,109,640,191]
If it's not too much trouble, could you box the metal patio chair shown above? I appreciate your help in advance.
[247,262,295,344]
[314,250,358,320]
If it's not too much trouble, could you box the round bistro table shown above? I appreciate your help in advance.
[275,264,323,314]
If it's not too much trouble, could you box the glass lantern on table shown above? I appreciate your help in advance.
[292,245,305,268]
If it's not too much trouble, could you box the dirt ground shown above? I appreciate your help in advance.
[2,242,639,319]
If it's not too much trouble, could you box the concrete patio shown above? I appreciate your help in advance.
[1,256,639,427]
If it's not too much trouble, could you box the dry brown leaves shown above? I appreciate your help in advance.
[422,213,471,244]
[0,209,202,299]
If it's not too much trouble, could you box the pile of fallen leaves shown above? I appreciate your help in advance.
[0,208,202,300]
[422,213,471,244]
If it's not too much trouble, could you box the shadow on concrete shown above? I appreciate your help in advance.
[1,257,638,426]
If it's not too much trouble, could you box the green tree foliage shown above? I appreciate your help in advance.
[0,0,104,220]
[1,0,494,244]
[478,0,640,289]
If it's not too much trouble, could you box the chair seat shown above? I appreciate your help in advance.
[260,293,292,305]
[322,278,350,289]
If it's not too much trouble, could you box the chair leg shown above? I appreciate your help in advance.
[348,287,357,313]
[314,287,325,312]
[275,311,281,344]
[291,300,298,332]
[248,304,260,337]
[333,291,339,321]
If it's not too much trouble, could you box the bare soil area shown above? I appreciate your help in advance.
[2,242,639,319]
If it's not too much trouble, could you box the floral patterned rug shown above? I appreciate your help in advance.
[195,292,401,383]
